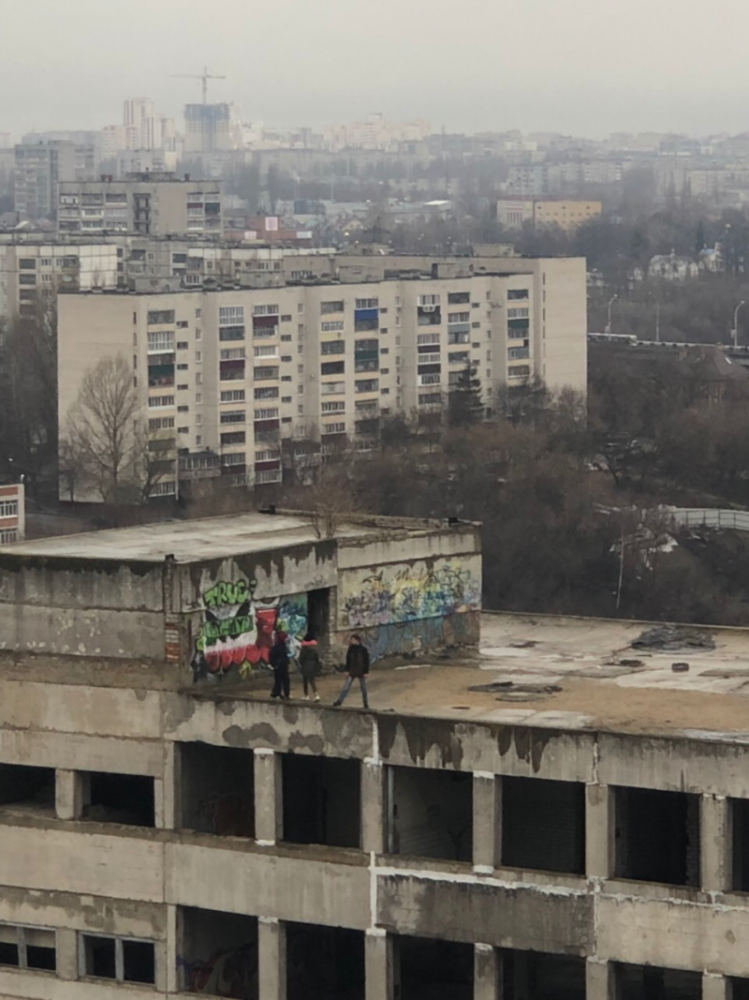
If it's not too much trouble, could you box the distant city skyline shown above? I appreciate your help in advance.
[4,0,749,141]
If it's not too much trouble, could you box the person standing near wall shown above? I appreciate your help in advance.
[298,633,321,702]
[270,630,291,700]
[333,635,370,709]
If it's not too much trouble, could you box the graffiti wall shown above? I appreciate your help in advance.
[191,577,307,682]
[338,557,481,631]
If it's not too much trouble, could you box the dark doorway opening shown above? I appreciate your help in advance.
[388,765,472,861]
[398,936,473,1000]
[501,950,585,1000]
[180,907,258,997]
[614,786,700,886]
[502,777,585,875]
[180,743,255,837]
[282,754,360,848]
[0,764,55,815]
[615,962,702,1000]
[286,923,364,1000]
[307,588,331,648]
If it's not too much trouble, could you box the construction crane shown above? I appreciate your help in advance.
[172,66,226,104]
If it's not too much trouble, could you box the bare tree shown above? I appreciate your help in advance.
[64,354,143,504]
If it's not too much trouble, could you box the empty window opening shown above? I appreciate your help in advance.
[398,936,473,1000]
[732,798,749,891]
[614,787,700,886]
[282,755,360,849]
[180,907,257,996]
[615,962,702,1000]
[388,766,472,862]
[80,934,155,985]
[82,772,155,827]
[0,925,56,972]
[502,777,585,875]
[0,764,55,816]
[732,977,749,1000]
[180,743,255,838]
[287,922,364,1000]
[500,950,585,1000]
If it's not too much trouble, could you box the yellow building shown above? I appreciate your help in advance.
[497,197,602,232]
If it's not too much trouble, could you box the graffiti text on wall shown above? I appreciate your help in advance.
[340,559,480,630]
[191,577,307,682]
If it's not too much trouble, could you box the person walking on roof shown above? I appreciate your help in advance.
[298,632,322,702]
[269,630,291,701]
[333,635,370,709]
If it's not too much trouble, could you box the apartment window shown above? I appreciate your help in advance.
[148,417,175,431]
[448,331,469,345]
[417,333,440,346]
[508,288,529,300]
[148,395,174,408]
[219,306,244,324]
[281,334,292,342]
[322,422,346,435]
[0,500,18,518]
[177,426,189,434]
[418,294,440,306]
[176,320,189,329]
[147,310,175,325]
[195,351,202,362]
[221,389,246,402]
[256,469,283,484]
[321,381,345,395]
[419,392,442,405]
[177,363,189,371]
[80,934,155,985]
[448,312,470,324]
[449,352,470,364]
[252,304,279,316]
[178,405,189,413]
[321,361,345,376]
[221,431,246,446]
[177,342,188,350]
[322,320,344,332]
[0,529,18,544]
[281,396,292,403]
[448,291,470,304]
[508,365,531,377]
[322,401,345,413]
[147,331,175,353]
[254,366,279,381]
[196,393,202,403]
[355,298,378,309]
[18,259,36,270]
[356,379,379,393]
[222,452,246,467]
[255,407,279,420]
[281,314,292,322]
[219,326,245,341]
[220,348,246,361]
[507,308,529,319]
[0,924,56,972]
[254,344,278,358]
[254,386,279,400]
[322,340,345,355]
[321,300,344,314]
[220,410,246,424]
[508,347,530,360]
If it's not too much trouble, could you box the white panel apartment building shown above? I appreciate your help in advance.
[57,256,586,497]
[0,241,118,319]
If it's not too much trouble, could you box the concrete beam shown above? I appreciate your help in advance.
[259,918,286,1000]
[586,783,614,879]
[586,959,613,1000]
[255,749,283,845]
[55,769,87,821]
[366,929,394,1000]
[473,773,500,873]
[474,943,502,1000]
[362,761,385,855]
[701,794,731,893]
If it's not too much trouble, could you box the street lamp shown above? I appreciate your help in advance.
[733,300,746,348]
[604,294,618,334]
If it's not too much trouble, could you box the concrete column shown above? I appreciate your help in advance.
[473,773,501,873]
[703,972,731,1000]
[55,928,77,981]
[166,904,179,995]
[586,959,613,1000]
[701,794,731,892]
[55,769,87,821]
[586,783,614,879]
[365,929,394,1000]
[255,749,283,845]
[259,918,286,1000]
[474,943,502,1000]
[161,741,180,831]
[362,761,385,855]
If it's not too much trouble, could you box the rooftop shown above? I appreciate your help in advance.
[208,612,749,743]
[1,510,457,564]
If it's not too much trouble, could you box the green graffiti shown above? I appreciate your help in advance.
[202,578,257,609]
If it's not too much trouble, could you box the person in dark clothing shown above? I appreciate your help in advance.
[298,632,321,702]
[269,630,291,700]
[333,634,370,708]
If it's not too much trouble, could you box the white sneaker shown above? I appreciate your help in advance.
[314,694,321,702]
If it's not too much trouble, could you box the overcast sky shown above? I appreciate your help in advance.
[3,0,749,140]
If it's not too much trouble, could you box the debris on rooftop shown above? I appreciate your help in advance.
[632,624,715,652]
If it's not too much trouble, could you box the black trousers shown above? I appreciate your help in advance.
[271,665,290,699]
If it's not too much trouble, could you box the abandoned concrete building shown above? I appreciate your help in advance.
[3,511,749,999]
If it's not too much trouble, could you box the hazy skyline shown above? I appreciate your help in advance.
[4,0,749,140]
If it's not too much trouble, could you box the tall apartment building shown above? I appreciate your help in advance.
[184,104,242,154]
[14,141,77,220]
[0,482,24,543]
[4,517,749,1000]
[57,256,586,498]
[57,174,223,237]
[0,239,118,319]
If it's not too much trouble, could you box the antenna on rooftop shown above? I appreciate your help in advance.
[172,66,226,104]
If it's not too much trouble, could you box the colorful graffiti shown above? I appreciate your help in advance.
[191,577,307,682]
[339,558,481,630]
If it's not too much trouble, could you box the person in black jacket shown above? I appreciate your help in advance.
[333,634,370,708]
[269,630,291,700]
[298,633,321,702]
